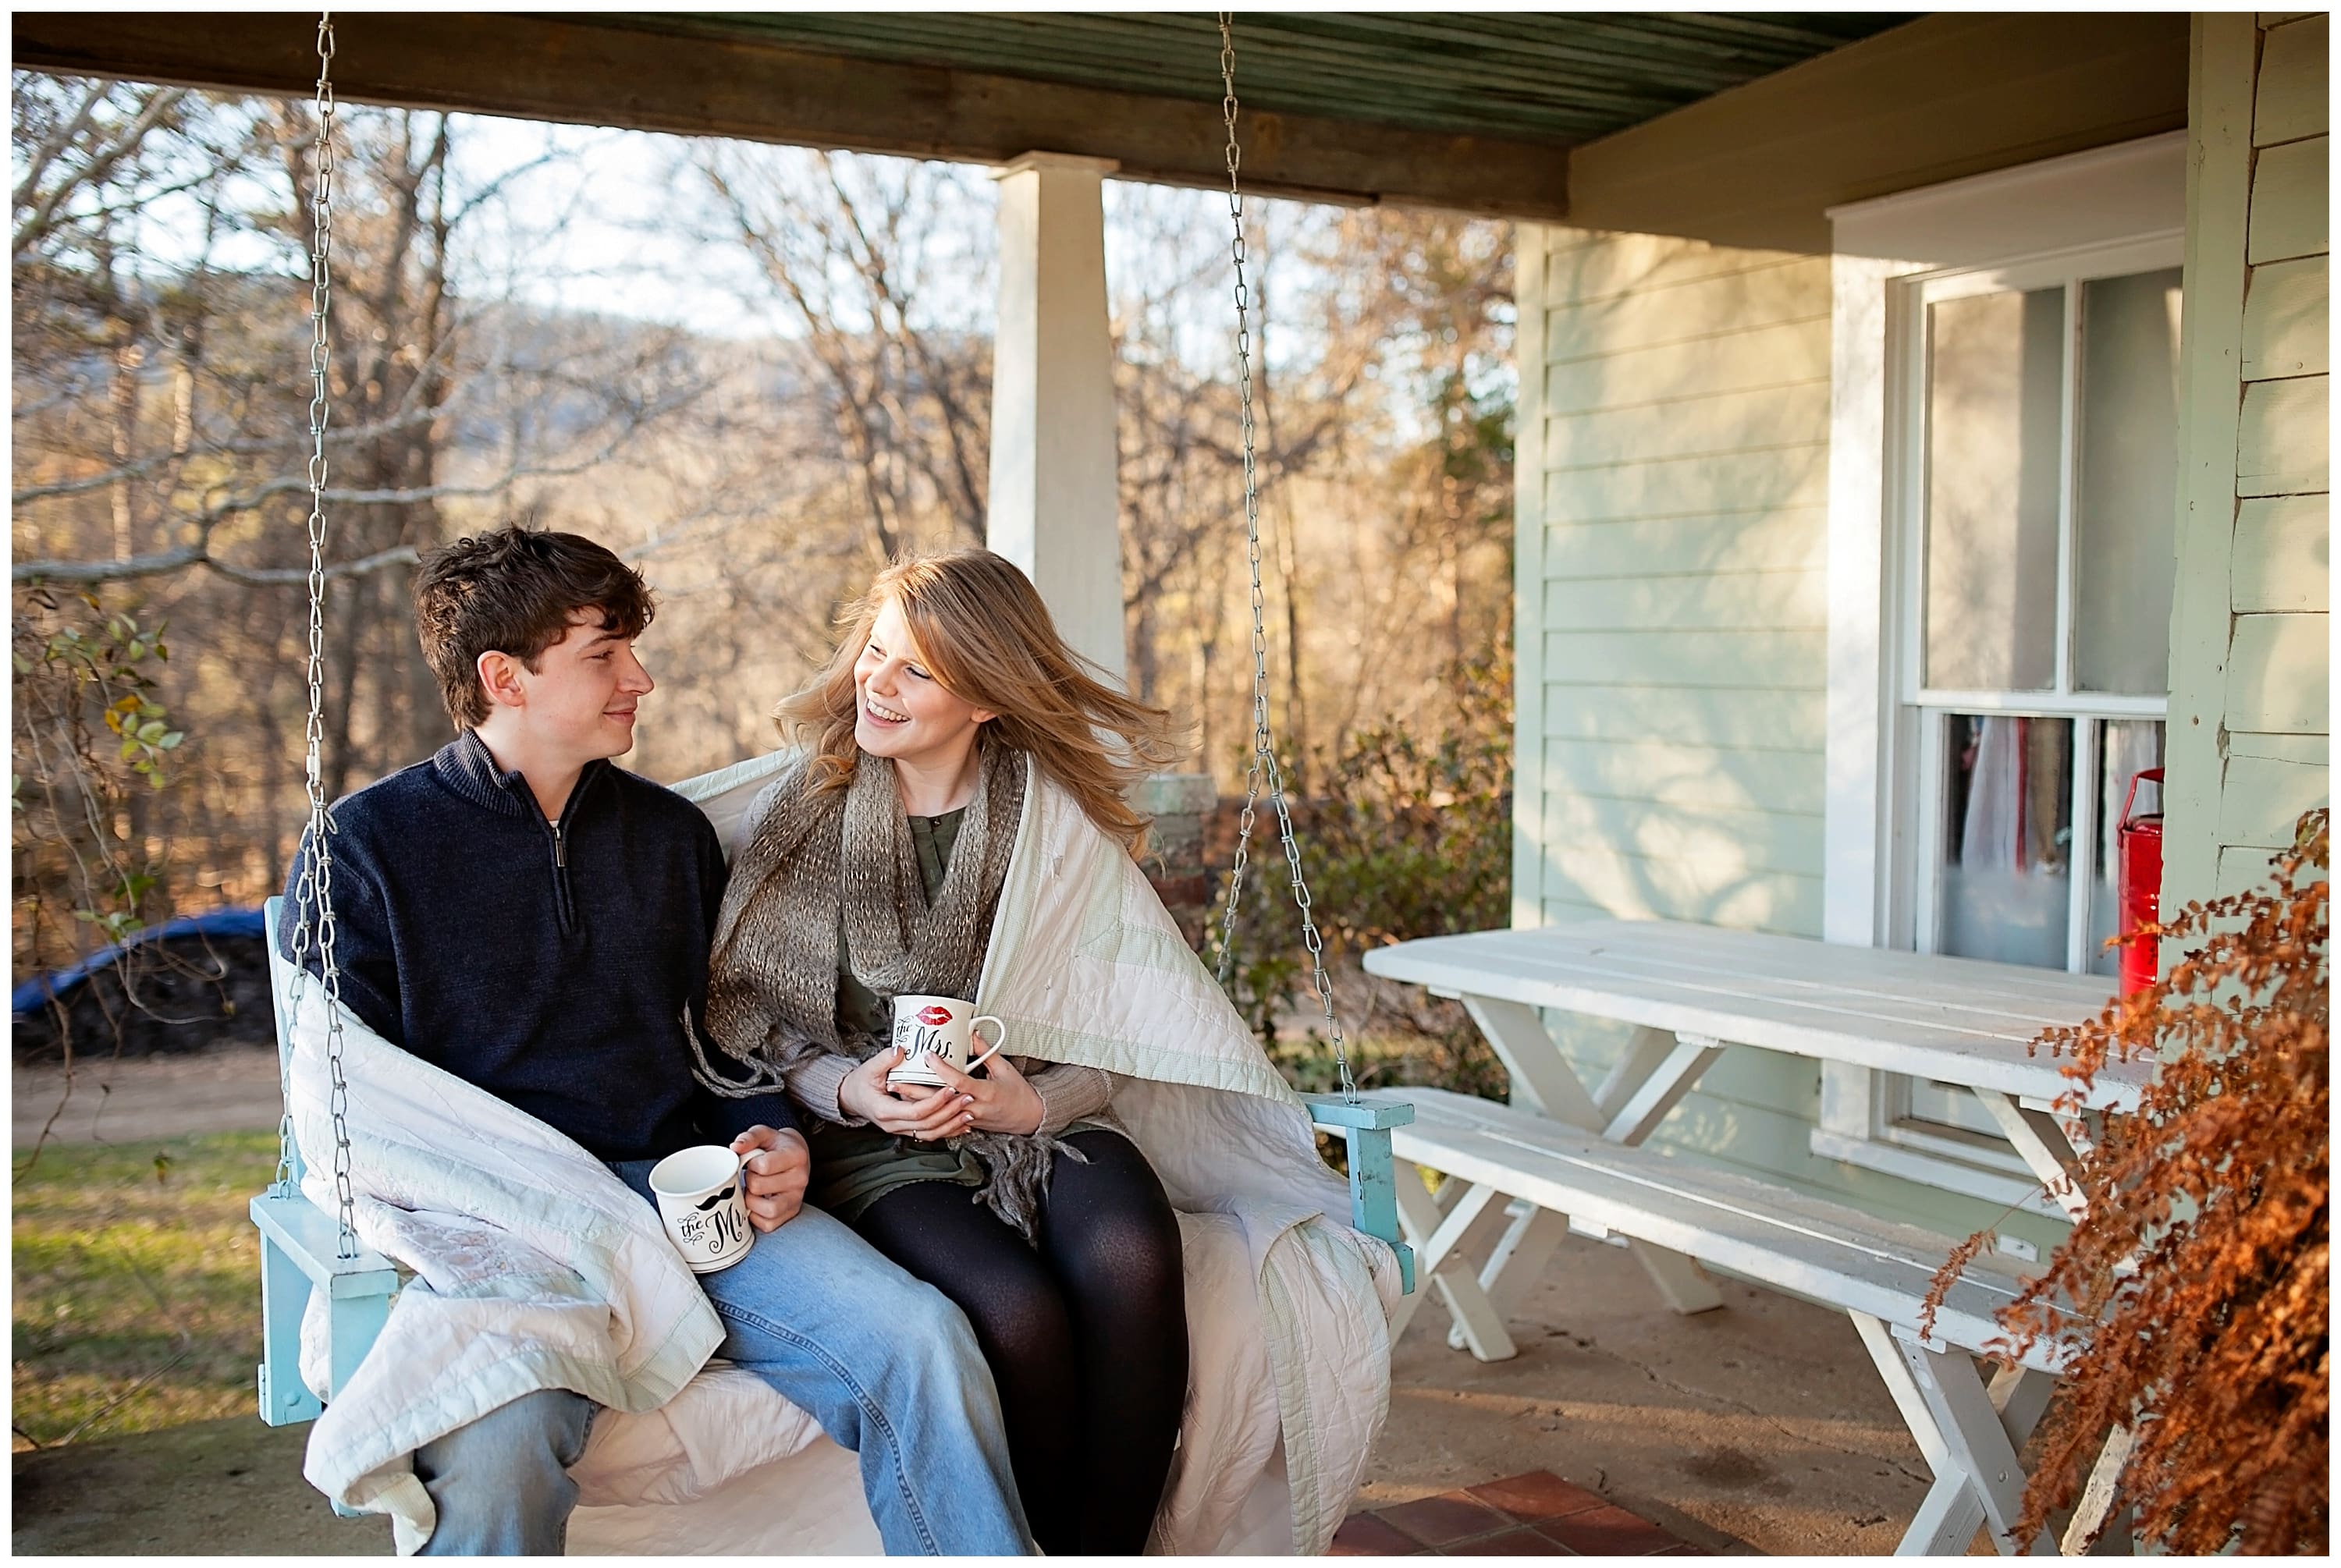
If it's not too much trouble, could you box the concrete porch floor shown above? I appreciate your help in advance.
[1361,1230,1941,1554]
[12,1230,1946,1556]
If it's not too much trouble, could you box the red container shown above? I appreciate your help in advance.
[2115,768,2165,995]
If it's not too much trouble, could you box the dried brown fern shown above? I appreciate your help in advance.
[1924,807,2328,1554]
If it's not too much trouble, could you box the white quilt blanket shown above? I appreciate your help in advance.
[290,752,1397,1554]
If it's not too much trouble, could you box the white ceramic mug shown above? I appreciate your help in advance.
[648,1144,755,1274]
[886,994,1008,1088]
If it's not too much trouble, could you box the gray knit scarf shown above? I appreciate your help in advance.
[698,743,1078,1242]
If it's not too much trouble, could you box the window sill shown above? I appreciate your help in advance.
[1809,1127,2070,1222]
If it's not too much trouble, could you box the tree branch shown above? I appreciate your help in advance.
[13,87,186,259]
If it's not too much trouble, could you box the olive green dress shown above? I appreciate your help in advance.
[803,808,1117,1222]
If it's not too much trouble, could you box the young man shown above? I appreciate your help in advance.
[281,527,1030,1555]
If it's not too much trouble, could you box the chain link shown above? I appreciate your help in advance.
[276,12,359,1257]
[1208,13,1357,1103]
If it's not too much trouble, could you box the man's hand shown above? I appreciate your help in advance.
[729,1125,810,1232]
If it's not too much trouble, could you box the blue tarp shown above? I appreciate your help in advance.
[11,906,268,1020]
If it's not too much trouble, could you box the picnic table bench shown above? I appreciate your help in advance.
[1361,919,2146,1556]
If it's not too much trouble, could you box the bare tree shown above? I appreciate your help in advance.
[12,77,1518,1025]
[12,80,720,964]
[691,146,993,566]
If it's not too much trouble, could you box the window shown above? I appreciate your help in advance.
[1818,137,2186,1207]
[1888,246,2178,1154]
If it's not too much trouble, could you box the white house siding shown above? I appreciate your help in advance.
[1510,225,2060,1243]
[2166,12,2331,913]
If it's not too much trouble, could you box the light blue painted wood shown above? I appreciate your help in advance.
[1305,1094,1417,1294]
[252,897,400,1428]
[254,1211,323,1426]
[249,1193,398,1425]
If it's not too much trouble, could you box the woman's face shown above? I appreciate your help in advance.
[853,595,996,772]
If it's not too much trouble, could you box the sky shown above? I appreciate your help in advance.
[17,75,1460,410]
[439,114,782,339]
[438,110,1302,358]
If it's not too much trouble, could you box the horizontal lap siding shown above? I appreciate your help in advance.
[1519,225,1892,1218]
[2170,13,2329,913]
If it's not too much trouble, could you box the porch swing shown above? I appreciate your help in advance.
[250,8,1413,1548]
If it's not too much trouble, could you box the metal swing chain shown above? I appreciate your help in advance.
[275,12,359,1258]
[1209,13,1358,1105]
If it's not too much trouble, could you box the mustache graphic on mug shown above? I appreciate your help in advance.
[649,1146,755,1275]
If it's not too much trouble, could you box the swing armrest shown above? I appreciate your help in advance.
[250,1192,400,1297]
[1303,1095,1419,1296]
[1302,1096,1415,1131]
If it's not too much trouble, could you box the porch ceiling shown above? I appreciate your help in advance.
[12,9,1910,222]
[594,12,1913,147]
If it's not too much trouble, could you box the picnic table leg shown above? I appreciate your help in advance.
[2062,1426,2136,1556]
[1463,1000,1725,1314]
[1391,1165,1519,1360]
[1600,1033,1727,1144]
[1971,1089,2091,1221]
[1448,1202,1572,1352]
[1853,1317,2055,1556]
[1628,1240,1726,1314]
[1888,1327,2058,1556]
[1601,1028,1728,1313]
[1462,997,1605,1128]
[1852,1314,1979,1555]
[1592,1025,1684,1120]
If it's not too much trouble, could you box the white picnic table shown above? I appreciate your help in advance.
[1361,917,2148,1556]
[1365,917,2143,1219]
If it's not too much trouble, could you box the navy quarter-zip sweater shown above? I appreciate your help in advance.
[279,729,795,1162]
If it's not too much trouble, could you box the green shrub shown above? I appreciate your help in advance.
[1220,644,1515,1102]
[1306,641,1512,952]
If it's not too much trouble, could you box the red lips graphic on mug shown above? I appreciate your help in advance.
[916,1006,954,1026]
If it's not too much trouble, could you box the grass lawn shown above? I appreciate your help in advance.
[12,1130,279,1451]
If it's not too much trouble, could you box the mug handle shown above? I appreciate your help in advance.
[965,1015,1009,1072]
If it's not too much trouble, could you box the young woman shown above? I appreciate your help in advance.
[702,549,1190,1556]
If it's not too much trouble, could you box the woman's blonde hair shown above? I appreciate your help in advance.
[778,549,1182,852]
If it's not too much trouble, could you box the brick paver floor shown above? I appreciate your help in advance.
[1334,1469,1696,1556]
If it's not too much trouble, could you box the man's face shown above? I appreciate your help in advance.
[508,609,654,765]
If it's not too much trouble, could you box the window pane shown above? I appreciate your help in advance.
[2074,269,2184,695]
[1924,288,2065,692]
[2088,719,2169,977]
[1906,1078,2014,1138]
[1939,713,2073,969]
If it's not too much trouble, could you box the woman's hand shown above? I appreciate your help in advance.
[839,1047,991,1141]
[922,1052,1044,1137]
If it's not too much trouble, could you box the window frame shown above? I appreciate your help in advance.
[1816,134,2185,1213]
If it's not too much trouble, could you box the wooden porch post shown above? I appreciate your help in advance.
[987,152,1126,684]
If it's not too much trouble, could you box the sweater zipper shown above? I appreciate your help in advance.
[548,779,583,934]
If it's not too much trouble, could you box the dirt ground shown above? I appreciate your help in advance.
[12,1052,1958,1555]
[13,1045,286,1150]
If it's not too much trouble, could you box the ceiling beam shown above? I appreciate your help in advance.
[13,10,1572,221]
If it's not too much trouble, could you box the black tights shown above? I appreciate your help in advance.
[853,1130,1188,1556]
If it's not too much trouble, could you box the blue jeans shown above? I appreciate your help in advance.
[412,1163,1033,1555]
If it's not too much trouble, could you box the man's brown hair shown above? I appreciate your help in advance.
[413,528,655,729]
